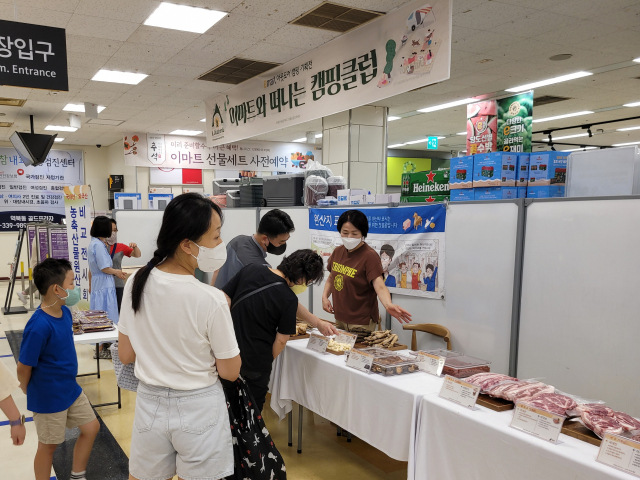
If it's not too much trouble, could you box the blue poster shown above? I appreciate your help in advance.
[309,204,446,299]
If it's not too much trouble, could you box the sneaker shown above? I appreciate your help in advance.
[16,291,27,305]
[99,349,112,359]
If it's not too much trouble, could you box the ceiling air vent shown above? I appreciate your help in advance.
[0,98,26,107]
[291,2,383,33]
[0,122,13,127]
[198,58,281,85]
[533,95,571,107]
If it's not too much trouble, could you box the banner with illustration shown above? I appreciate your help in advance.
[309,204,446,299]
[63,185,91,309]
[123,133,319,173]
[206,0,452,146]
[497,91,533,152]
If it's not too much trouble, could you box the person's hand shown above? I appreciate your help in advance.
[317,321,338,337]
[322,297,334,314]
[10,423,26,446]
[129,242,137,249]
[116,270,127,280]
[386,303,412,323]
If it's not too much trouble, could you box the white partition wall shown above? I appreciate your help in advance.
[114,209,164,266]
[518,197,640,417]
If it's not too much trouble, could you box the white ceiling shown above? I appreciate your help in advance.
[0,0,639,153]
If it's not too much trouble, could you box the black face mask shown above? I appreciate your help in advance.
[267,242,287,255]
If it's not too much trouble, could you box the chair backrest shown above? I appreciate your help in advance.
[402,323,452,351]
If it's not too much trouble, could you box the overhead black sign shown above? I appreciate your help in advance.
[0,19,68,91]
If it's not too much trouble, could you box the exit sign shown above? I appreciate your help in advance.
[427,137,439,149]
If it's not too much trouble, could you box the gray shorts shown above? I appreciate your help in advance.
[129,380,233,480]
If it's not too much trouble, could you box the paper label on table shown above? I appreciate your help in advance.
[345,349,374,373]
[438,375,480,409]
[596,434,640,478]
[306,333,329,354]
[510,402,564,444]
[334,330,358,348]
[415,351,445,376]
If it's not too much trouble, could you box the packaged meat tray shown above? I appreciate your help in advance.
[426,349,462,358]
[371,355,420,377]
[465,373,517,392]
[441,355,491,378]
[524,393,577,417]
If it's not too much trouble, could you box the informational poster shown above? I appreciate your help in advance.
[27,224,37,265]
[466,100,497,155]
[148,193,173,210]
[309,204,446,299]
[206,0,453,146]
[36,225,49,262]
[63,185,91,309]
[0,148,83,231]
[497,91,533,153]
[48,227,69,260]
[114,193,141,210]
[124,133,319,173]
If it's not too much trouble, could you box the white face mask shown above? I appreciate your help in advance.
[191,241,227,272]
[342,237,362,250]
[106,232,117,245]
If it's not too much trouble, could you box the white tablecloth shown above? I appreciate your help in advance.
[269,339,441,461]
[409,394,630,480]
[73,325,119,345]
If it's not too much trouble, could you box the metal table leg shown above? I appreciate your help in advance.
[297,404,303,454]
[287,411,293,447]
[337,426,342,436]
[96,344,100,379]
[346,431,352,442]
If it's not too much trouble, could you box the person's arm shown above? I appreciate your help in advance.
[117,331,136,365]
[0,395,26,445]
[372,276,412,324]
[216,355,241,381]
[322,275,334,314]
[16,363,31,394]
[223,292,232,309]
[296,303,337,336]
[102,267,127,280]
[272,332,289,359]
[88,269,92,294]
[96,241,126,279]
[128,243,141,258]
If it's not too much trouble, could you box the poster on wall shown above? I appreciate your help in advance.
[124,133,319,173]
[48,227,69,260]
[0,148,83,231]
[206,0,452,146]
[148,193,173,210]
[309,204,446,299]
[387,157,432,186]
[63,185,91,309]
[36,225,49,262]
[497,91,533,152]
[114,193,142,210]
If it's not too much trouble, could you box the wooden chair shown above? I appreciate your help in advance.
[402,324,452,351]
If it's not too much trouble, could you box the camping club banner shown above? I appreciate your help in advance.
[123,133,319,173]
[466,91,533,154]
[206,0,453,146]
[309,204,446,299]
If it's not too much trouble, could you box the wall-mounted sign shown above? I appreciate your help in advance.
[0,19,68,91]
[427,137,439,149]
[149,167,202,186]
[205,0,452,146]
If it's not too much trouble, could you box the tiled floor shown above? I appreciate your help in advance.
[0,282,408,480]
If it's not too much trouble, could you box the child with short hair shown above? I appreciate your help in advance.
[17,258,100,480]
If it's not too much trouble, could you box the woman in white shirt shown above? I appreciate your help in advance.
[117,193,241,480]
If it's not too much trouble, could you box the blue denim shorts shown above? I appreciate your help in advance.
[129,380,233,480]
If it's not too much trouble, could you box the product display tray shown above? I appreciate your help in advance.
[289,333,310,340]
[477,394,514,412]
[354,342,408,351]
[561,419,601,447]
[326,348,348,356]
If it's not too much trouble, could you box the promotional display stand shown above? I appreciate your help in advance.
[3,228,28,315]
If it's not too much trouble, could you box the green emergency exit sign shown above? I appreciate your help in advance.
[427,137,439,149]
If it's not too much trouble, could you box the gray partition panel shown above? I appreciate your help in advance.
[518,197,640,416]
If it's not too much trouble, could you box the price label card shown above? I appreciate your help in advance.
[334,330,358,349]
[345,349,374,373]
[414,351,445,376]
[306,333,329,354]
[597,434,640,478]
[438,375,480,410]
[510,402,564,444]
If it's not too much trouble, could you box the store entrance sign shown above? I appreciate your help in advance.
[427,137,439,149]
[0,20,68,91]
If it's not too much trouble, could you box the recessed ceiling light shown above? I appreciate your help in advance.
[170,130,203,136]
[542,132,589,141]
[549,54,572,61]
[617,125,640,132]
[92,69,148,85]
[562,146,597,152]
[315,133,323,138]
[200,118,206,122]
[417,98,475,113]
[54,138,65,142]
[388,143,406,148]
[623,101,640,108]
[532,111,593,123]
[406,139,430,145]
[505,71,592,93]
[292,137,307,142]
[63,103,106,113]
[144,2,226,34]
[456,131,466,135]
[612,140,640,147]
[45,125,78,132]
[634,57,640,63]
[388,116,401,121]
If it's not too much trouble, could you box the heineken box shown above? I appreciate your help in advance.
[400,195,448,203]
[401,169,450,196]
[473,152,518,188]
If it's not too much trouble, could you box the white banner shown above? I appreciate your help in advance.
[205,0,452,146]
[0,148,83,231]
[124,133,320,173]
[63,185,91,309]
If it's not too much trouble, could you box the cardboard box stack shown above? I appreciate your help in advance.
[449,155,474,201]
[527,152,568,198]
[400,169,450,204]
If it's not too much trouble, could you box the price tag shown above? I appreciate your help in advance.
[510,402,564,444]
[597,434,640,478]
[438,375,480,410]
[414,351,445,376]
[306,333,329,354]
[345,349,374,373]
[334,330,358,349]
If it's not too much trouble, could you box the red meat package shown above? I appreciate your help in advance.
[464,373,517,392]
[524,393,577,416]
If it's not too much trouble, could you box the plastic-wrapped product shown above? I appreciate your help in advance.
[612,411,640,432]
[581,411,624,438]
[503,382,555,403]
[465,373,516,391]
[525,393,577,416]
[442,355,491,378]
[327,176,347,198]
[305,175,328,206]
[304,160,333,180]
[574,403,614,417]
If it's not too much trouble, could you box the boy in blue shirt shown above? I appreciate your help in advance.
[17,259,100,480]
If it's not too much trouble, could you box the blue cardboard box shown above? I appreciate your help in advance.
[528,152,568,186]
[474,186,502,200]
[517,186,528,198]
[450,188,474,201]
[473,152,518,188]
[527,185,565,198]
[517,153,530,186]
[450,155,474,190]
[502,186,518,199]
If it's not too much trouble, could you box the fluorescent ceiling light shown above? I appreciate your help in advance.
[542,133,589,141]
[436,136,446,139]
[617,125,640,132]
[623,101,640,108]
[457,131,466,135]
[417,98,475,113]
[170,129,203,136]
[200,118,206,122]
[613,140,640,147]
[63,103,106,113]
[54,138,64,142]
[45,125,77,132]
[315,133,323,138]
[144,2,226,33]
[634,57,640,63]
[533,111,593,123]
[388,143,406,148]
[92,69,148,85]
[292,137,307,142]
[505,71,592,93]
[406,139,430,145]
[562,146,597,152]
[388,116,401,121]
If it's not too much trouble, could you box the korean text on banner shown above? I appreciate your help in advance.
[309,204,446,299]
[497,91,533,153]
[63,185,91,309]
[467,100,497,155]
[205,0,453,146]
[124,133,320,173]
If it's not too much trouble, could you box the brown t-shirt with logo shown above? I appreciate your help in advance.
[328,243,384,325]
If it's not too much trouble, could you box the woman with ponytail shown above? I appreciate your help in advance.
[117,193,241,480]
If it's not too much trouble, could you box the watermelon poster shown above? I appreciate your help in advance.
[497,91,533,152]
[466,100,497,155]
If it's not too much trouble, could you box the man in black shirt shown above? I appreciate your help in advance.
[221,249,326,411]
